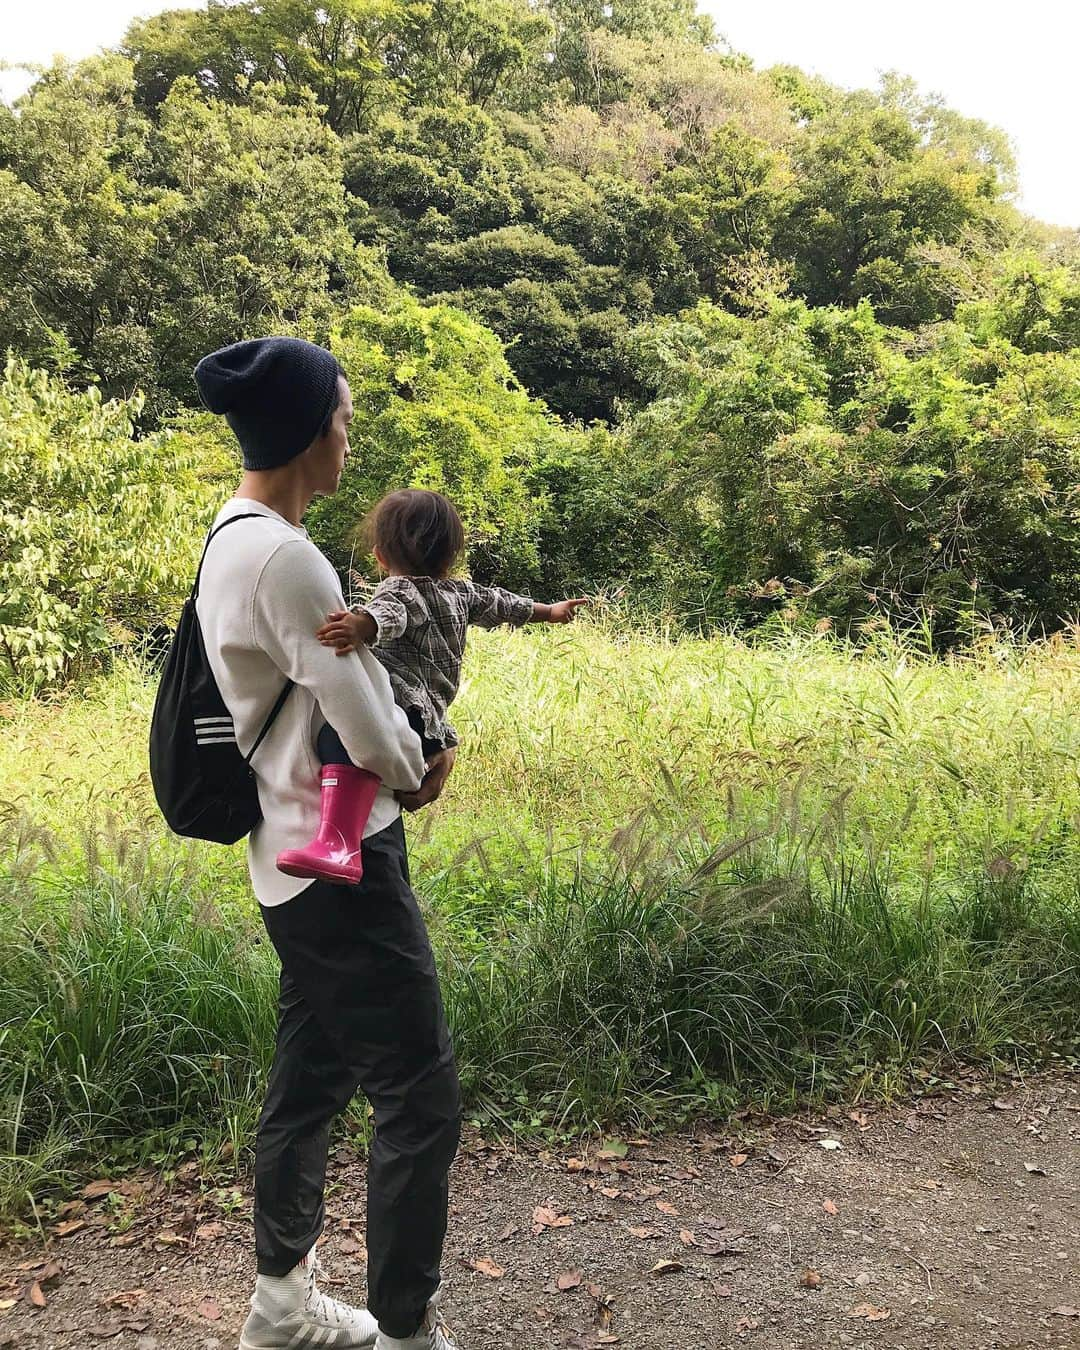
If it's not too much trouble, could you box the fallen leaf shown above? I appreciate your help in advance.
[497,1223,519,1241]
[649,1259,684,1276]
[36,1259,63,1287]
[1050,1306,1080,1318]
[104,1290,145,1310]
[627,1226,659,1239]
[28,1281,47,1309]
[728,1153,748,1168]
[87,1322,124,1339]
[679,1229,697,1246]
[800,1268,822,1289]
[340,1236,366,1257]
[655,1200,679,1216]
[598,1139,628,1159]
[599,1186,621,1199]
[822,1199,839,1216]
[54,1219,87,1238]
[155,1229,186,1246]
[735,1315,760,1332]
[1023,1163,1047,1177]
[82,1180,118,1200]
[197,1298,221,1320]
[991,1099,1014,1111]
[557,1269,582,1291]
[566,1158,588,1172]
[195,1222,226,1242]
[466,1257,504,1279]
[637,1184,663,1199]
[712,1282,733,1299]
[695,1218,747,1257]
[531,1206,573,1235]
[110,1233,140,1248]
[818,1139,843,1151]
[850,1303,891,1321]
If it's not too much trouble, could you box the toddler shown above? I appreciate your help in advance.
[276,488,586,883]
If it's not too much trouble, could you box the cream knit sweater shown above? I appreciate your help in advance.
[195,498,426,906]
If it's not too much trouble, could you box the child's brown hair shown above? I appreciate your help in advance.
[365,489,465,578]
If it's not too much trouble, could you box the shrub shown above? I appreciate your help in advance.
[0,358,227,689]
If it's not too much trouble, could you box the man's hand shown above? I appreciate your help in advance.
[316,608,377,655]
[396,745,456,812]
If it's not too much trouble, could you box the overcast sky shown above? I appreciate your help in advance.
[1,0,1076,229]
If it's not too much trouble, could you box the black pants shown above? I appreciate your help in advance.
[255,817,462,1339]
[320,714,444,768]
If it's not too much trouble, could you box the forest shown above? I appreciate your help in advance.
[2,0,1079,690]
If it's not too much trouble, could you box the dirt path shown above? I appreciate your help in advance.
[3,1075,1078,1350]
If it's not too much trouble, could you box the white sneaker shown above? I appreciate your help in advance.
[239,1246,379,1349]
[374,1283,459,1350]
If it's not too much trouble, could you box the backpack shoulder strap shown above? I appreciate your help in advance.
[193,509,296,757]
[192,511,274,599]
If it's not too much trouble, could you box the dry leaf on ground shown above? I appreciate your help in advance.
[103,1290,145,1309]
[465,1257,504,1279]
[850,1303,891,1321]
[531,1206,573,1234]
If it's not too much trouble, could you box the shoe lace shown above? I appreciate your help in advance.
[304,1252,351,1329]
[424,1286,458,1350]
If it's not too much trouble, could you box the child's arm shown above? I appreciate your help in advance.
[316,592,409,655]
[528,599,588,624]
[463,582,587,630]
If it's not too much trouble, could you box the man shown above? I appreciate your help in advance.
[192,337,462,1350]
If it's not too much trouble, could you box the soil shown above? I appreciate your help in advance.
[3,1074,1078,1350]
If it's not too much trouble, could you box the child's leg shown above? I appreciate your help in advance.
[316,723,351,766]
[276,724,382,884]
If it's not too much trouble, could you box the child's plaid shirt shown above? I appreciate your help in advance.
[356,575,534,751]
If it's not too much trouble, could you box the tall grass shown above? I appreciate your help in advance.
[1,622,1078,1215]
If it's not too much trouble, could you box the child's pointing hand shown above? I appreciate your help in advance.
[548,598,588,624]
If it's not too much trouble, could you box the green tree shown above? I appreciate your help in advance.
[306,294,567,588]
[0,358,226,689]
[124,0,417,133]
[0,59,377,414]
[778,89,1011,324]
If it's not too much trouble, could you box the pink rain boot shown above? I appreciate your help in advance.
[276,764,382,885]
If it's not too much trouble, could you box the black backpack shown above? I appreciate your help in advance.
[149,514,294,844]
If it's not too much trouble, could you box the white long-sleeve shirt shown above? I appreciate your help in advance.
[195,498,426,907]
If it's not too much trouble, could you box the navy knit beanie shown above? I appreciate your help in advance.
[193,337,342,470]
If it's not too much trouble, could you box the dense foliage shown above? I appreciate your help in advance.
[1,0,1078,674]
[0,358,228,687]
